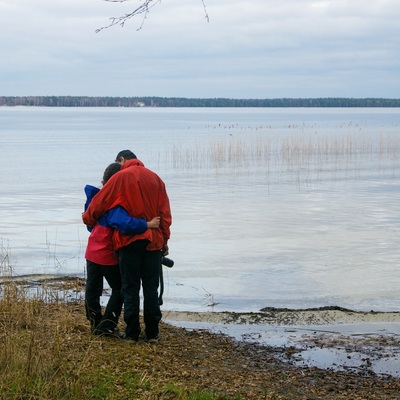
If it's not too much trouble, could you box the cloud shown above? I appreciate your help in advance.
[1,0,399,97]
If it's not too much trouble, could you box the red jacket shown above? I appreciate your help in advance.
[82,159,171,251]
[85,224,118,265]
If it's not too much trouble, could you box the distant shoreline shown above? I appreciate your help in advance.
[1,96,400,108]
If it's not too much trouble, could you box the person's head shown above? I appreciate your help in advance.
[115,149,136,165]
[102,162,121,185]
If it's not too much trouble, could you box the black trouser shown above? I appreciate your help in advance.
[85,260,123,333]
[119,240,162,340]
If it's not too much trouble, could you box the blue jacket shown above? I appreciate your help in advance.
[84,185,147,265]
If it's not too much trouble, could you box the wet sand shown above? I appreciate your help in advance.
[163,307,400,377]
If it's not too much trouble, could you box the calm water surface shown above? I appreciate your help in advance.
[1,107,399,312]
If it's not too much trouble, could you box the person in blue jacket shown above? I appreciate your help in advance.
[84,162,160,336]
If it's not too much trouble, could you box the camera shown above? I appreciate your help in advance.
[161,256,174,268]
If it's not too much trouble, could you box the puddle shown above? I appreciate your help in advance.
[164,309,400,377]
[288,346,400,377]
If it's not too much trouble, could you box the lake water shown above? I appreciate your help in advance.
[1,107,399,313]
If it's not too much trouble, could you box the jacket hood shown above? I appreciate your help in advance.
[84,184,100,212]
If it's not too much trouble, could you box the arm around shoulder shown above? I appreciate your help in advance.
[105,206,148,234]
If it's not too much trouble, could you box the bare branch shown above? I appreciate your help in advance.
[96,0,160,32]
[96,0,209,33]
[201,0,209,23]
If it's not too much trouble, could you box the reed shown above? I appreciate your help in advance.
[166,130,399,183]
[0,242,84,398]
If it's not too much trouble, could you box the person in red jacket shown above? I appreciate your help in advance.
[85,162,160,337]
[83,150,172,343]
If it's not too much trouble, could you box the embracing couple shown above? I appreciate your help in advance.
[82,150,172,343]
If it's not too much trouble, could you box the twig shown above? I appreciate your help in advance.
[96,0,209,32]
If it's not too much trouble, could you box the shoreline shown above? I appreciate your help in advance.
[163,308,400,378]
[163,307,400,325]
[4,275,400,377]
[5,275,399,314]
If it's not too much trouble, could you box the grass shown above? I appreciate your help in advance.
[2,246,400,399]
[0,279,234,400]
[0,248,263,400]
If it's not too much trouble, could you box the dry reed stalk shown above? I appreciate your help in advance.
[0,272,90,398]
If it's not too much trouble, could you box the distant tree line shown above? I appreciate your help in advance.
[0,96,399,108]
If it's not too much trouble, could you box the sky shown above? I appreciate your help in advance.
[1,0,399,98]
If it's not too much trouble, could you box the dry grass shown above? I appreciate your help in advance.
[2,242,400,399]
[1,276,400,400]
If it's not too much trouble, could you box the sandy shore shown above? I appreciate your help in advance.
[163,307,400,325]
[163,307,400,377]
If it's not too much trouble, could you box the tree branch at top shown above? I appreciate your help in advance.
[96,0,209,33]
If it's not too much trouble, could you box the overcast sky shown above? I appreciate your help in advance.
[1,0,399,98]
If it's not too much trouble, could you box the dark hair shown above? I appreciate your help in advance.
[102,162,121,185]
[115,149,136,162]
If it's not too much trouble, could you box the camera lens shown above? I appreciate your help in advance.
[161,257,174,268]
